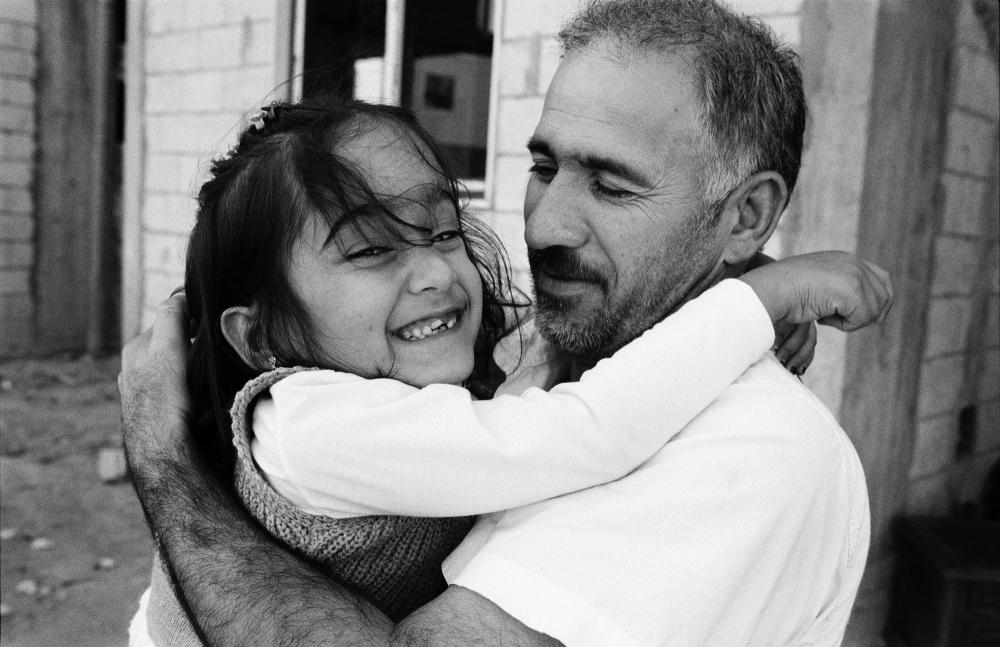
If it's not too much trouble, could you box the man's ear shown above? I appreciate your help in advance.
[220,305,266,369]
[720,171,788,266]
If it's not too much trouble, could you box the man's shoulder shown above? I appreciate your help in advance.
[688,354,852,459]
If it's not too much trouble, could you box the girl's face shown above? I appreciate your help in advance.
[286,125,484,387]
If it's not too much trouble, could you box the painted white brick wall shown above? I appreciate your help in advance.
[0,0,37,356]
[137,0,281,326]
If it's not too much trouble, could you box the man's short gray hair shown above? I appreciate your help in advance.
[559,0,806,217]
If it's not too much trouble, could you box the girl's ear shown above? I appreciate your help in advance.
[220,305,265,369]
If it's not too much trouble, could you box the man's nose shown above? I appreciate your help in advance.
[523,178,589,251]
[404,245,458,293]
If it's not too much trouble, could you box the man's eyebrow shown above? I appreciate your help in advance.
[526,137,553,158]
[527,136,653,187]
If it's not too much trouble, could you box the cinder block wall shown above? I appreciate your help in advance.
[907,0,1000,517]
[0,0,37,357]
[130,0,281,330]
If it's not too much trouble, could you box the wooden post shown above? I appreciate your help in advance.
[35,1,96,353]
[837,0,959,635]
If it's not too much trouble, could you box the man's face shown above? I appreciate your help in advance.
[524,48,732,359]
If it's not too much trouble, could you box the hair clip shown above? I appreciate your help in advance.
[268,355,278,371]
[250,104,278,131]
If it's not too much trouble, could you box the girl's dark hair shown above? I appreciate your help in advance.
[185,96,525,471]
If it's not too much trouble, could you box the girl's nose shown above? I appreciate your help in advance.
[405,245,458,293]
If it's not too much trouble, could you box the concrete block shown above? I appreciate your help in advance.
[0,215,32,240]
[0,131,34,161]
[917,354,965,418]
[0,268,29,293]
[728,0,804,15]
[0,159,32,186]
[197,0,274,25]
[940,171,986,236]
[0,19,37,51]
[143,192,198,235]
[496,96,544,154]
[146,112,242,156]
[955,0,990,52]
[977,398,1000,452]
[146,0,190,34]
[142,231,187,272]
[0,291,32,319]
[145,31,202,73]
[760,14,800,49]
[991,242,1000,293]
[0,102,34,133]
[498,38,538,97]
[502,0,576,39]
[143,153,185,192]
[977,348,1000,401]
[198,25,247,69]
[954,47,1000,118]
[220,65,282,109]
[904,472,951,516]
[984,294,999,347]
[944,110,997,177]
[924,296,972,357]
[0,307,32,357]
[908,414,957,479]
[0,241,32,267]
[930,235,979,297]
[0,0,37,24]
[242,19,276,66]
[0,188,31,214]
[144,74,186,114]
[0,76,35,106]
[492,154,532,212]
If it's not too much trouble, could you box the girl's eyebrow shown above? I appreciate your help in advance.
[384,182,453,209]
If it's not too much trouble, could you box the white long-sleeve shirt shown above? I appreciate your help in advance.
[250,278,774,518]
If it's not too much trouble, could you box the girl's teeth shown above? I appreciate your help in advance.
[399,314,459,341]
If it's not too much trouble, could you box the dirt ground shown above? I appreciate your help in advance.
[1,356,152,647]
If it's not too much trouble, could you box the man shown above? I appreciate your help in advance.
[122,1,891,645]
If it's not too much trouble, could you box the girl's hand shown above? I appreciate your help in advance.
[772,321,816,375]
[739,249,893,338]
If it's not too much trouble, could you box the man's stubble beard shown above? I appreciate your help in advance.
[530,250,693,361]
[528,216,724,362]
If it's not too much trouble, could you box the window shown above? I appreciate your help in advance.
[297,0,494,198]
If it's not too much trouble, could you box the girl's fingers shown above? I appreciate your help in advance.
[775,321,814,368]
[785,323,817,376]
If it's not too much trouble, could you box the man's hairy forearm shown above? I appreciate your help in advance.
[127,431,394,647]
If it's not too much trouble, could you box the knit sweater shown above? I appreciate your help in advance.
[144,367,475,645]
[231,367,475,619]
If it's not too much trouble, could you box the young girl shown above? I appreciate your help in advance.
[135,98,887,645]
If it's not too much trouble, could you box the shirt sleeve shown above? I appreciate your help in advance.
[255,278,774,517]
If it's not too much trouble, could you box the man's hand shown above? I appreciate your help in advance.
[119,290,193,467]
[740,251,894,332]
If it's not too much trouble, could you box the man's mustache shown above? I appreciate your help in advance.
[528,247,609,290]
